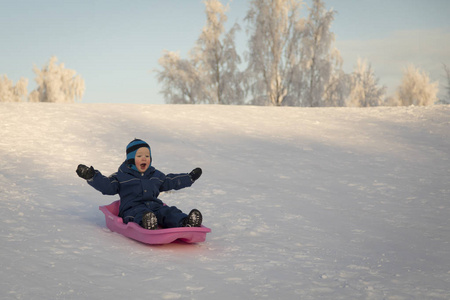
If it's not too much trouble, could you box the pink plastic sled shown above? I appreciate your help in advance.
[99,200,211,245]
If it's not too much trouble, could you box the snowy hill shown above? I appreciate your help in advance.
[1,103,449,299]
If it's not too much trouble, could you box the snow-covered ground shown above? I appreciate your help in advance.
[1,103,449,299]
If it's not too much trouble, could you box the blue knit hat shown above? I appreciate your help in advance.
[126,139,151,171]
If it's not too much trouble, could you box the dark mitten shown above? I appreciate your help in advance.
[76,164,95,180]
[189,167,202,182]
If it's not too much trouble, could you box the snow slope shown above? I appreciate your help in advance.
[1,103,449,299]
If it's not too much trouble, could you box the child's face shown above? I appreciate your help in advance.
[135,147,151,173]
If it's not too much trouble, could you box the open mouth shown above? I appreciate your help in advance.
[140,163,147,169]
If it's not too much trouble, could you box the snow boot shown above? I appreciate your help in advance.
[142,211,158,230]
[183,209,202,227]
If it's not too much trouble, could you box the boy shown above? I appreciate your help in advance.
[76,139,203,230]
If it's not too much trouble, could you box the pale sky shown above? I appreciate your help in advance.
[1,0,449,104]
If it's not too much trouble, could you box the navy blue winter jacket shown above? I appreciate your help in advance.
[88,162,193,216]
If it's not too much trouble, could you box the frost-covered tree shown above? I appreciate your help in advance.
[245,0,343,106]
[302,0,342,107]
[192,0,244,104]
[396,65,438,106]
[157,0,243,104]
[29,56,85,103]
[245,0,305,106]
[0,75,28,102]
[157,51,204,104]
[347,58,386,107]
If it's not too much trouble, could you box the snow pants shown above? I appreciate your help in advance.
[122,200,188,228]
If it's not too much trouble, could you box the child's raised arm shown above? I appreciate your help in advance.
[76,164,119,196]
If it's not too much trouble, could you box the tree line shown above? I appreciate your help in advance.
[1,0,449,105]
[156,0,449,106]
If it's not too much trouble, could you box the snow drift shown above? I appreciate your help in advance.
[0,103,449,299]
